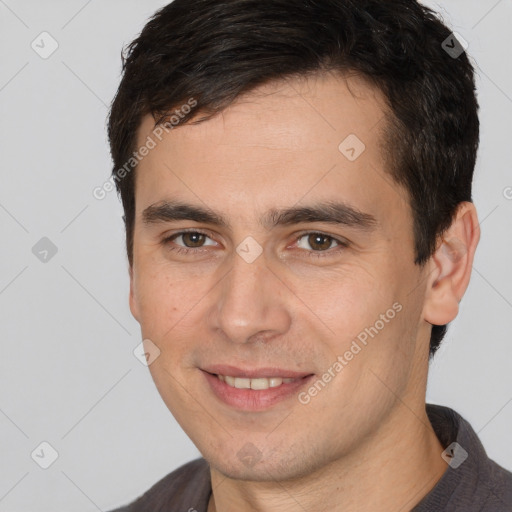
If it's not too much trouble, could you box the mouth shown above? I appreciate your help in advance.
[200,365,315,411]
[216,374,297,390]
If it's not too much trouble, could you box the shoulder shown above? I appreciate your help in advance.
[484,458,512,511]
[108,457,211,512]
[416,404,512,511]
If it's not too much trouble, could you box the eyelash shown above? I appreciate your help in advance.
[161,229,349,258]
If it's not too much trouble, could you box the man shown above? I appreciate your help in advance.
[107,0,512,510]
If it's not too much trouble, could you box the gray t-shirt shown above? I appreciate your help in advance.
[110,404,512,511]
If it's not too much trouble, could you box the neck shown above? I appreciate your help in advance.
[207,403,447,512]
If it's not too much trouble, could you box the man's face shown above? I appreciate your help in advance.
[130,73,432,481]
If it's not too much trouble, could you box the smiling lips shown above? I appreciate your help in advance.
[202,365,314,410]
[203,364,312,382]
[217,374,296,390]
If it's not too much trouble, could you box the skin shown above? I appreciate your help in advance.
[129,72,480,511]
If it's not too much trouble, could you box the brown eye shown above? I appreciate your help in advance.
[180,232,207,247]
[163,230,217,254]
[296,233,338,252]
[308,234,333,251]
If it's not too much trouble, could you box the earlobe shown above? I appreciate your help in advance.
[423,202,480,327]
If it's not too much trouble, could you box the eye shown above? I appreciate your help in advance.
[164,230,217,250]
[295,232,345,252]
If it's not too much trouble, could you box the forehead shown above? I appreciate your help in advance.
[137,71,387,151]
[133,72,406,225]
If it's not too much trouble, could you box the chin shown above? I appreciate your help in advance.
[204,442,320,483]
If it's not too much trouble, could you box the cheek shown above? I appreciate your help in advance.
[291,263,391,340]
[133,262,205,337]
[301,261,414,381]
[335,291,422,418]
[311,302,417,425]
[136,280,176,336]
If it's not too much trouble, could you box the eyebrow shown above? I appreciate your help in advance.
[263,202,377,231]
[141,200,377,231]
[142,201,228,228]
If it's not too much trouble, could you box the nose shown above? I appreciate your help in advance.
[209,248,292,345]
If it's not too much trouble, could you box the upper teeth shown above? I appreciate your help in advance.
[217,375,295,390]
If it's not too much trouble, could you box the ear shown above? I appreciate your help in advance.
[422,202,480,326]
[129,264,141,322]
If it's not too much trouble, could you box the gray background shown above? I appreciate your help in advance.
[0,0,511,510]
